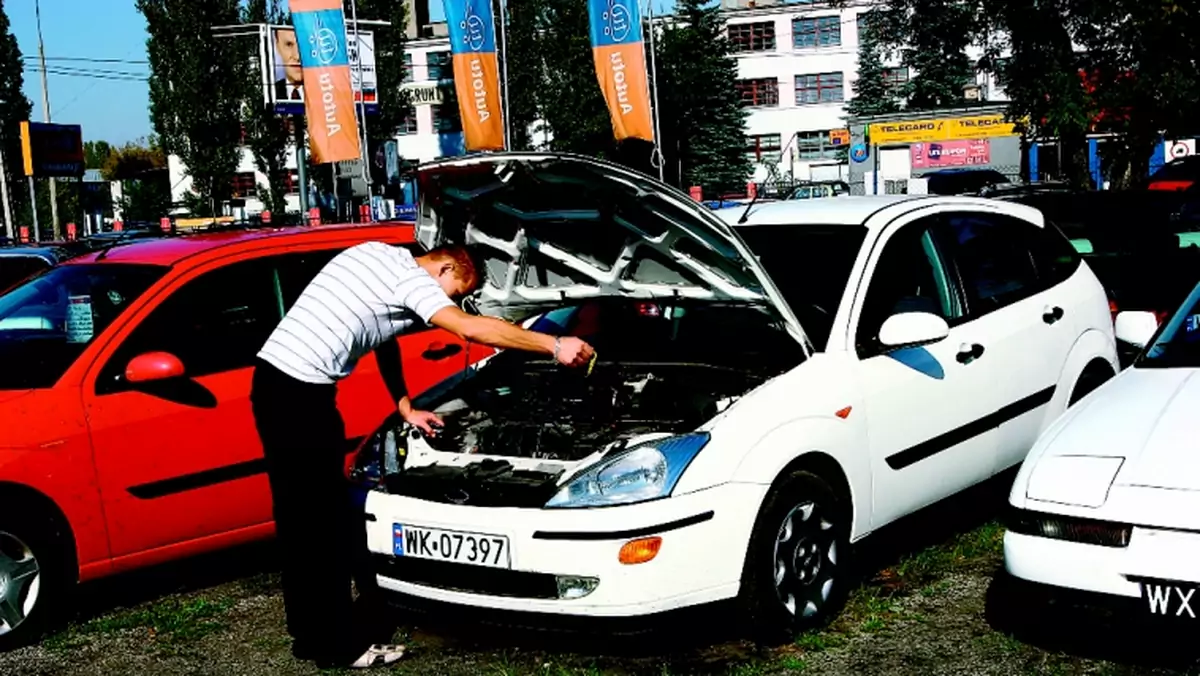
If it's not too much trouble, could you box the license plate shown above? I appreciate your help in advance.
[1140,579,1200,619]
[393,524,510,569]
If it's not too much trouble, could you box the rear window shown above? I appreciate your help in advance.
[735,224,868,350]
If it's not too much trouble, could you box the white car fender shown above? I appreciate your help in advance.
[1038,327,1120,440]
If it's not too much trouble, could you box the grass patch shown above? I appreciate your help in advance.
[794,631,845,653]
[79,596,234,643]
[777,655,808,672]
[892,521,1005,586]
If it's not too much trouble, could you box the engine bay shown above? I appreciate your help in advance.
[356,299,805,507]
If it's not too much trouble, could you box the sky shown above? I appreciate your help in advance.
[9,0,152,146]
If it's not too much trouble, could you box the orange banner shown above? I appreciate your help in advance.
[592,44,654,143]
[451,52,505,151]
[288,0,362,164]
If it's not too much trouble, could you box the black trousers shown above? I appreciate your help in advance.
[250,358,387,666]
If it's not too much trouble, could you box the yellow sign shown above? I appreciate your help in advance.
[868,113,1019,145]
[828,129,851,146]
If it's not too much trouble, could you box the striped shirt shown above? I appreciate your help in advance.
[257,242,455,385]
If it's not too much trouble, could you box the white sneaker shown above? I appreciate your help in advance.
[349,644,406,669]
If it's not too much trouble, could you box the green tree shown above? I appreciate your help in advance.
[846,9,902,118]
[654,0,750,194]
[0,0,32,237]
[884,0,978,109]
[502,0,547,150]
[138,0,246,216]
[353,0,413,192]
[84,140,114,170]
[242,0,292,215]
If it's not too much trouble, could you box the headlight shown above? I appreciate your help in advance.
[544,433,710,508]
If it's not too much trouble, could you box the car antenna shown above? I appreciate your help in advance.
[737,183,762,225]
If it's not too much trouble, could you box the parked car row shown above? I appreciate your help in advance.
[0,152,1191,652]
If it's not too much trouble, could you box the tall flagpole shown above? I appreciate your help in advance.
[498,0,512,149]
[646,0,665,182]
[349,0,372,198]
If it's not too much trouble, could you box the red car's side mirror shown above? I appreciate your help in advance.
[125,351,186,384]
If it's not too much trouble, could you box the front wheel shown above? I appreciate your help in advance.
[0,506,73,652]
[737,470,851,645]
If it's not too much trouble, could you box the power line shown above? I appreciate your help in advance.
[39,56,149,65]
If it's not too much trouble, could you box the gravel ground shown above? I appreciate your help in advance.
[3,477,1199,676]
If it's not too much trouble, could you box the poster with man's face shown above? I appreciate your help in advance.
[272,27,304,104]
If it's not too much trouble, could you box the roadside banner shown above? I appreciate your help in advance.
[587,0,655,142]
[441,0,506,151]
[288,0,362,163]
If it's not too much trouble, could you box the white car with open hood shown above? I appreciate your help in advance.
[1003,280,1200,621]
[351,152,1117,641]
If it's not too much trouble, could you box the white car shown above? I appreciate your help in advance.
[1003,280,1200,620]
[350,153,1118,641]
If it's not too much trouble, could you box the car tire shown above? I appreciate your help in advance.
[737,469,851,646]
[0,501,74,652]
[1068,362,1114,406]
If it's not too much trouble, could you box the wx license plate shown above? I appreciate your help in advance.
[1140,579,1200,619]
[393,524,510,569]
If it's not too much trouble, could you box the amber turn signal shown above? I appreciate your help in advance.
[618,536,662,565]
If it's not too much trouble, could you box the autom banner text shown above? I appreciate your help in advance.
[442,0,506,151]
[289,0,362,163]
[587,0,654,143]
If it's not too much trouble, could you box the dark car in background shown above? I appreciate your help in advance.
[923,168,1014,195]
[993,188,1200,366]
[0,246,75,292]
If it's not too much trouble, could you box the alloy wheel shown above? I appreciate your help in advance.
[773,500,838,619]
[0,530,41,636]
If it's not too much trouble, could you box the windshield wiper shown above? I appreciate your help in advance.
[737,183,763,225]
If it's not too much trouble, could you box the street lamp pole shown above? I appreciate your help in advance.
[34,0,58,241]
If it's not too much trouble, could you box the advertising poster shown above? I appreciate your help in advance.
[441,0,506,151]
[911,139,991,169]
[268,25,377,116]
[287,0,362,164]
[587,0,655,142]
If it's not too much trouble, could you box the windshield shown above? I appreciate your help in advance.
[1136,281,1200,369]
[0,263,167,390]
[735,224,868,350]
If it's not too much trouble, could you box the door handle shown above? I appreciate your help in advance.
[421,342,464,361]
[956,342,985,364]
[1043,305,1065,325]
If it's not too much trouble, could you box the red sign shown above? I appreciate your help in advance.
[261,210,271,224]
[66,223,77,241]
[160,217,171,233]
[911,139,991,169]
[689,186,702,201]
[112,220,123,232]
[18,226,28,243]
[307,208,321,226]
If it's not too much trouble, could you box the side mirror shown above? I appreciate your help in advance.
[1114,310,1159,349]
[878,312,950,350]
[125,351,186,384]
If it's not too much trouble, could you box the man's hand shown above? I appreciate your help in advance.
[554,336,595,368]
[398,397,444,436]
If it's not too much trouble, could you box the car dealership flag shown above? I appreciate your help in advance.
[442,0,506,151]
[588,0,655,143]
[288,0,362,163]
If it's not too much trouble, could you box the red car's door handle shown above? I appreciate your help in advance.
[422,342,464,361]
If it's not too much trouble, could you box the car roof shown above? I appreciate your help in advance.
[719,194,1044,230]
[0,245,68,260]
[64,221,417,267]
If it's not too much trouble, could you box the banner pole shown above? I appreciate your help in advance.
[349,0,372,200]
[295,119,310,217]
[498,0,512,149]
[646,0,664,182]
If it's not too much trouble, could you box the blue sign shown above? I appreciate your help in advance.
[851,144,869,163]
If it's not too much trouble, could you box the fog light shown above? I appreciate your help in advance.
[618,536,662,565]
[555,575,599,599]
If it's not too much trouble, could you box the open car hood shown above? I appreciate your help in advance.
[415,152,811,351]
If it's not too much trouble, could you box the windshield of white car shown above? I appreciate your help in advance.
[1136,282,1200,369]
[734,224,868,351]
[0,263,167,390]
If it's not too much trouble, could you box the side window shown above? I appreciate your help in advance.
[99,259,283,392]
[856,218,961,353]
[1025,219,1082,288]
[936,213,1040,317]
[275,249,340,310]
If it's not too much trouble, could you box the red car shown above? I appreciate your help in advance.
[0,222,492,648]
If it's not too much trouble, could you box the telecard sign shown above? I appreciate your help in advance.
[20,121,84,177]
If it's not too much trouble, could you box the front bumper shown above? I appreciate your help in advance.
[1005,501,1200,600]
[363,481,767,617]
